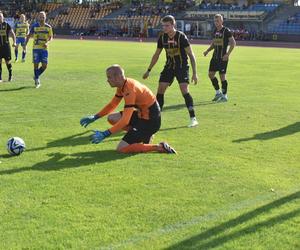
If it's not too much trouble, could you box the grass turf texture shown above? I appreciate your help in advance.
[0,39,299,249]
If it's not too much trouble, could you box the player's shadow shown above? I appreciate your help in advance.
[160,126,188,131]
[27,131,122,152]
[163,101,216,112]
[167,190,300,250]
[233,122,300,143]
[0,150,131,175]
[0,86,34,92]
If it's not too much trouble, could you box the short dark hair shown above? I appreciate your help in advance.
[162,15,176,25]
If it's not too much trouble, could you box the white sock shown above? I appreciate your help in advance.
[216,90,221,94]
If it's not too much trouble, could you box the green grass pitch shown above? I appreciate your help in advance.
[0,39,299,249]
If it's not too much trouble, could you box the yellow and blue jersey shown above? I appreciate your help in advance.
[15,21,29,38]
[30,22,53,50]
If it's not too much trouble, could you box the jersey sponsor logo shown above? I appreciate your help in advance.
[213,38,224,46]
[165,48,181,57]
[0,30,7,36]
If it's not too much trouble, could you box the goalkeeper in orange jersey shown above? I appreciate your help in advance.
[80,65,177,154]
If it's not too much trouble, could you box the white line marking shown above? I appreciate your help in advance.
[100,186,300,250]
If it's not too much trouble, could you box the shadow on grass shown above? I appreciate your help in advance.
[26,131,122,152]
[163,101,216,112]
[0,150,132,175]
[160,126,188,132]
[166,191,300,250]
[0,86,34,92]
[233,122,300,143]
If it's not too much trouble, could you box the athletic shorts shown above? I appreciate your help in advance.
[209,58,228,74]
[0,44,12,61]
[33,49,48,64]
[16,37,26,46]
[122,101,161,144]
[159,65,189,85]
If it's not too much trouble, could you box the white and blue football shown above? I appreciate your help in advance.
[7,137,26,156]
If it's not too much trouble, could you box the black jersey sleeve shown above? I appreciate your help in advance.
[225,28,233,39]
[180,33,190,48]
[157,34,163,49]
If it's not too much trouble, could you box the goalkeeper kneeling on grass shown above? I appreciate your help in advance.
[80,64,177,154]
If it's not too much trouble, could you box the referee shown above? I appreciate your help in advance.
[0,11,16,82]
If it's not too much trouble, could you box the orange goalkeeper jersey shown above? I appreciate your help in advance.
[96,78,157,134]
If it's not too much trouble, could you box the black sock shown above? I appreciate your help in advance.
[156,93,164,110]
[221,80,228,95]
[7,63,12,76]
[211,77,220,90]
[183,93,195,118]
[0,63,2,79]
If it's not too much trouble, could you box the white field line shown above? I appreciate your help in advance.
[100,186,300,250]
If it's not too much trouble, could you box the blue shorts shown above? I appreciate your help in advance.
[16,37,26,46]
[33,49,48,64]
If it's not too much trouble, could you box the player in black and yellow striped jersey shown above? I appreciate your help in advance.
[143,15,199,128]
[203,14,236,102]
[14,14,29,62]
[0,11,16,82]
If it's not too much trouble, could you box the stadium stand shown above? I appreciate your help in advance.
[1,0,300,41]
[271,12,300,34]
[47,1,122,30]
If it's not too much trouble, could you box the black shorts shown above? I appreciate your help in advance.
[122,102,161,144]
[0,45,12,61]
[159,65,189,85]
[209,58,228,74]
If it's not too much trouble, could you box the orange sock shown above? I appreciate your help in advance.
[119,143,159,153]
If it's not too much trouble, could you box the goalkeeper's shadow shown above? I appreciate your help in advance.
[0,150,132,175]
[26,130,123,152]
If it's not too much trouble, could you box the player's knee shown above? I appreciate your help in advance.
[157,87,165,94]
[157,82,169,94]
[180,85,189,95]
[208,72,215,79]
[220,74,226,81]
[107,114,115,125]
[116,146,124,153]
[108,113,121,125]
[116,144,126,153]
[116,140,130,153]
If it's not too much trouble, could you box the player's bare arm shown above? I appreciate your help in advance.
[185,46,198,85]
[203,42,214,56]
[25,33,32,46]
[143,48,162,79]
[9,29,16,47]
[222,36,236,61]
[44,34,53,49]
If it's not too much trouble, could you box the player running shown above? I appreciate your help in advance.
[80,65,177,154]
[203,14,236,102]
[0,11,16,82]
[25,11,53,88]
[143,15,199,128]
[14,14,29,62]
